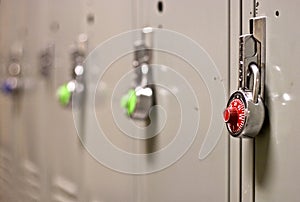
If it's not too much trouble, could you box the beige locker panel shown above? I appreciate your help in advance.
[0,0,87,201]
[20,1,59,201]
[0,0,28,201]
[0,1,232,202]
[45,1,87,201]
[80,1,136,202]
[2,0,89,201]
[131,1,229,201]
[255,1,300,201]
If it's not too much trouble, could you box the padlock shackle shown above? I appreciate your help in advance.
[249,63,260,103]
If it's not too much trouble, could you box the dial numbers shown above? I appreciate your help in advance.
[228,98,245,133]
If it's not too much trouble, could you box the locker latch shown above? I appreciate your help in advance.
[40,44,55,78]
[57,34,87,107]
[224,16,266,138]
[121,27,155,120]
[1,48,23,96]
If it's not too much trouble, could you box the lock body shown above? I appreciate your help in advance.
[2,50,23,96]
[225,90,264,138]
[121,27,155,120]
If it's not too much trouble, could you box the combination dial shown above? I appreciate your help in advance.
[223,93,246,136]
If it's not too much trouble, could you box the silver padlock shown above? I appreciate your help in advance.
[224,64,265,138]
[224,16,266,138]
[121,27,155,121]
[121,84,154,120]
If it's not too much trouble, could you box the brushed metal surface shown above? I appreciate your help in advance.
[255,1,300,201]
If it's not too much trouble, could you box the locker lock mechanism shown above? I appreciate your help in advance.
[1,49,23,95]
[224,17,266,138]
[57,34,87,107]
[121,27,155,120]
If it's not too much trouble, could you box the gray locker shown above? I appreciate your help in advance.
[255,0,300,201]
[229,1,300,202]
[134,1,229,201]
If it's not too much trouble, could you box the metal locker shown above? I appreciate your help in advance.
[0,0,29,201]
[254,0,300,201]
[3,0,290,202]
[44,1,87,201]
[130,0,229,201]
[0,0,87,201]
[79,0,229,202]
[0,1,231,202]
[79,1,137,202]
[229,1,300,202]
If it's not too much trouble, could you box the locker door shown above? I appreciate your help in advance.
[130,1,230,201]
[45,1,87,201]
[0,0,87,201]
[230,1,300,202]
[80,0,230,201]
[79,1,137,202]
[17,0,50,201]
[254,1,300,201]
[0,0,28,201]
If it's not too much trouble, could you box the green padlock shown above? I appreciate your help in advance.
[121,89,137,116]
[57,83,72,106]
